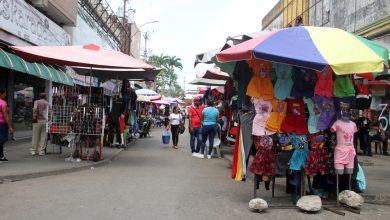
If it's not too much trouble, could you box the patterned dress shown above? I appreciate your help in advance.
[305,132,329,176]
[249,135,276,176]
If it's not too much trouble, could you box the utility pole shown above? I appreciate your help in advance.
[143,31,150,59]
[183,76,186,94]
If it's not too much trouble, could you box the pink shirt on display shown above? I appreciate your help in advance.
[331,120,357,165]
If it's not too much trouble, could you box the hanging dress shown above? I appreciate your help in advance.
[249,135,276,177]
[280,99,308,134]
[314,66,333,98]
[273,63,294,100]
[266,99,287,132]
[289,133,309,171]
[246,69,274,100]
[251,97,274,136]
[305,132,329,176]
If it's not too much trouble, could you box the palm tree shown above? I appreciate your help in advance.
[166,55,183,70]
[148,54,169,68]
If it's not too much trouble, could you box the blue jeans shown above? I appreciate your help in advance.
[201,124,217,155]
[190,127,202,153]
[0,123,8,158]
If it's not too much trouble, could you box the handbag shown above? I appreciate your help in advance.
[179,123,185,134]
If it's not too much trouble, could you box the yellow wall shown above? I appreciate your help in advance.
[283,0,309,27]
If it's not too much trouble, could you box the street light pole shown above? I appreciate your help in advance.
[128,20,159,58]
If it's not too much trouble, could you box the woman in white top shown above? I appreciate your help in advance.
[168,106,182,149]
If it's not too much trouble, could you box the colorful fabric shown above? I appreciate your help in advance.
[289,134,309,171]
[305,133,328,176]
[290,68,317,99]
[252,97,274,136]
[216,26,388,75]
[333,75,355,98]
[273,63,294,100]
[249,135,276,176]
[314,96,336,130]
[280,99,308,134]
[266,99,287,132]
[246,71,274,100]
[314,67,333,97]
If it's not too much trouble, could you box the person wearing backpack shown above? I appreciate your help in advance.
[188,96,204,157]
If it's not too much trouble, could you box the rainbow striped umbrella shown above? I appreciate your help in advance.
[216,26,389,75]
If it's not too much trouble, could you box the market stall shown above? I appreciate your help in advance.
[10,43,157,161]
[214,26,389,212]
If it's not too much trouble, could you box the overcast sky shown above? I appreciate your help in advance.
[107,0,279,90]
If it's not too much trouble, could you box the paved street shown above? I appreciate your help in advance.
[1,128,390,220]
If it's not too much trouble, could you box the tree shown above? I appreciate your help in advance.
[148,54,185,98]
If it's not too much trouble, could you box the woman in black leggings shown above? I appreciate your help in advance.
[168,106,182,149]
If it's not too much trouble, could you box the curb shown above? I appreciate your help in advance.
[222,152,390,206]
[0,148,124,183]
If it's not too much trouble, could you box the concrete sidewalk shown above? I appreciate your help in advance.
[0,138,124,182]
[221,145,390,205]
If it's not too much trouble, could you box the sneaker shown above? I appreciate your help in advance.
[192,152,197,157]
[207,155,211,159]
[198,154,204,159]
[38,152,45,156]
[31,152,37,156]
[0,157,8,161]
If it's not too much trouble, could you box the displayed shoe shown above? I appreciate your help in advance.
[0,157,8,161]
[207,155,211,159]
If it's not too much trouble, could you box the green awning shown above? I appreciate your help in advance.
[0,49,12,69]
[0,48,73,86]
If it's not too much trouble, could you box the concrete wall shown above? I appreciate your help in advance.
[31,0,77,26]
[263,12,284,30]
[64,9,118,50]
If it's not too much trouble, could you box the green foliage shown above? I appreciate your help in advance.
[148,54,185,98]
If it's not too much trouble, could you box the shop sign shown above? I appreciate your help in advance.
[0,0,70,46]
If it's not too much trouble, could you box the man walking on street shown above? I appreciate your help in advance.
[31,93,50,156]
[188,97,204,157]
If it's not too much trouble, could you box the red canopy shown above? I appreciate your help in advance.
[201,67,231,81]
[10,44,155,70]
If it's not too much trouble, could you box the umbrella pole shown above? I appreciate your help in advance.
[89,67,92,106]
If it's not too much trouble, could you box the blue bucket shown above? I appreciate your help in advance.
[162,131,170,144]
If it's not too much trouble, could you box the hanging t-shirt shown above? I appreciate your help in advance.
[246,71,274,100]
[266,99,287,132]
[169,113,182,125]
[280,99,308,134]
[333,75,355,98]
[290,68,317,99]
[289,133,309,171]
[314,95,336,130]
[273,63,294,100]
[251,97,274,136]
[314,67,333,98]
[304,98,320,134]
